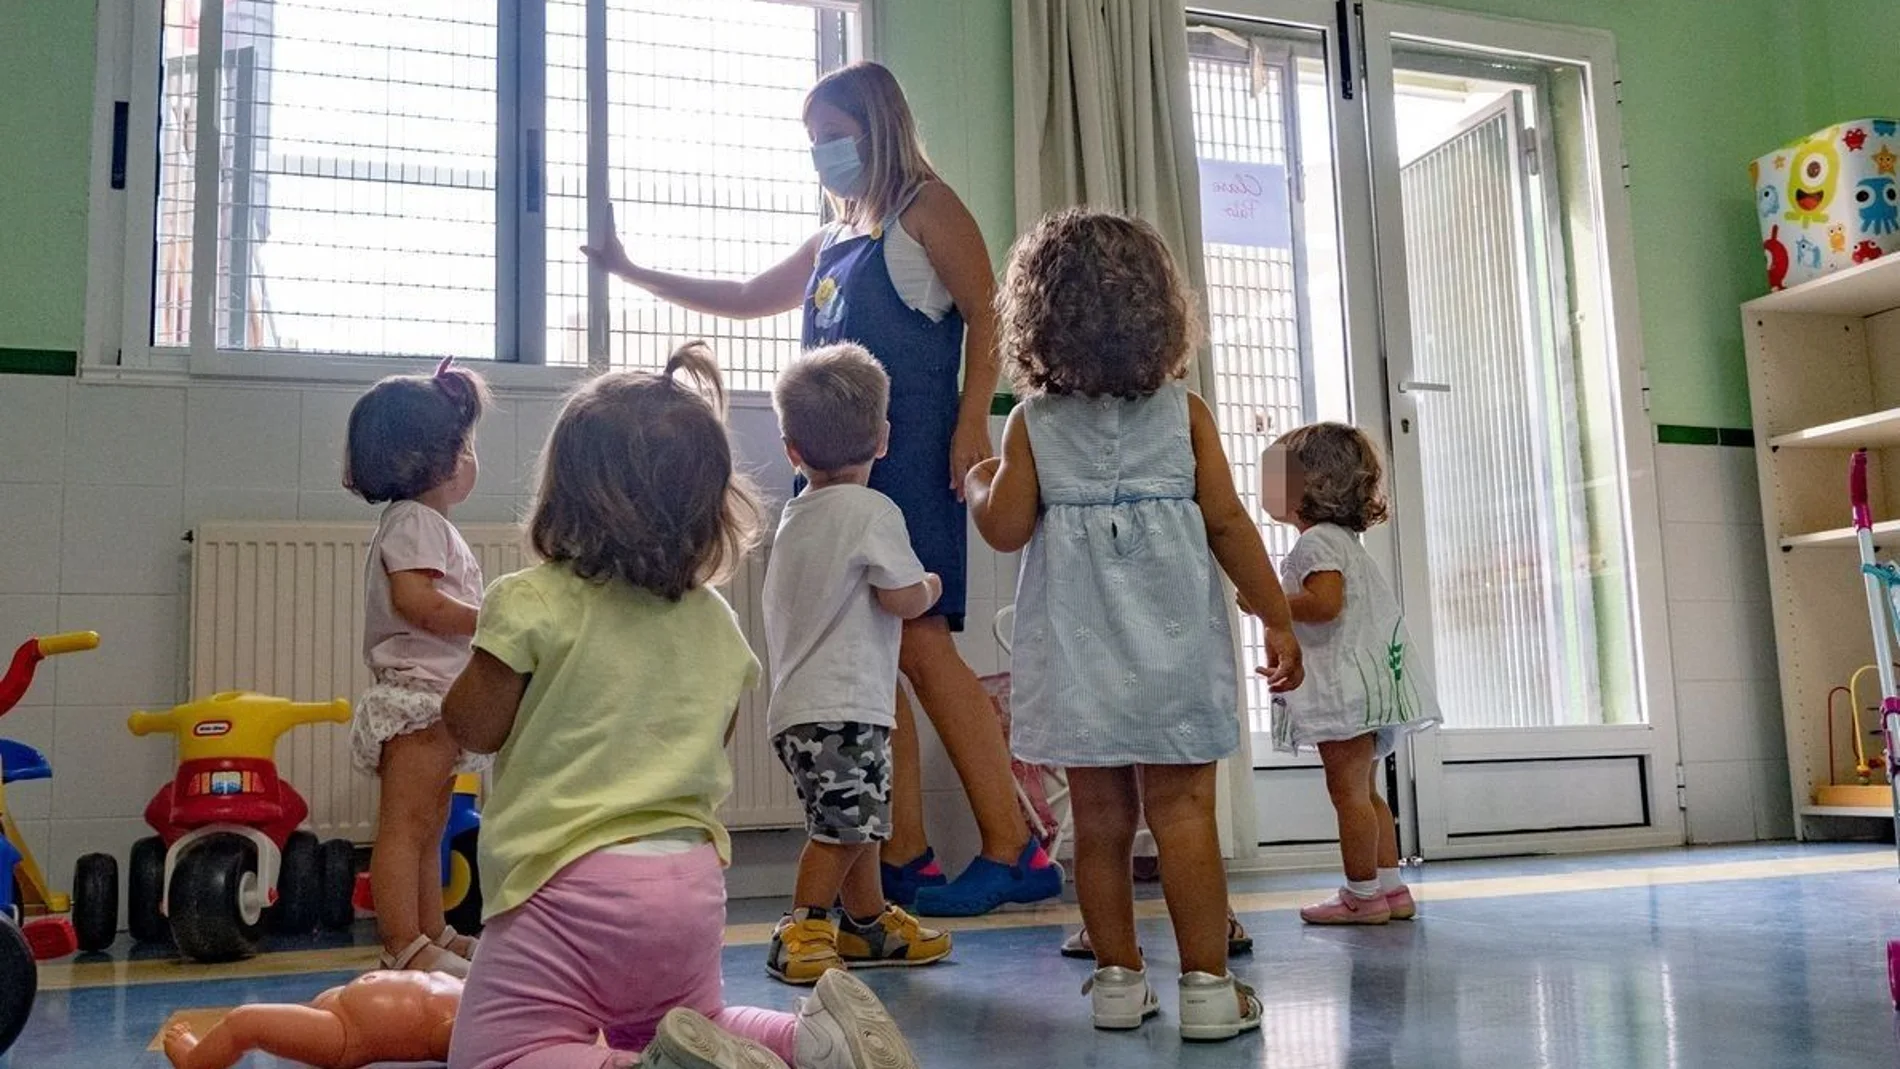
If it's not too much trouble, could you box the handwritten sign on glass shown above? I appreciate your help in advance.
[1198,157,1292,250]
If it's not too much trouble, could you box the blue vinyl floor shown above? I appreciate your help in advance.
[9,843,1900,1068]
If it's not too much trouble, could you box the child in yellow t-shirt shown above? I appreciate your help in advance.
[442,343,918,1069]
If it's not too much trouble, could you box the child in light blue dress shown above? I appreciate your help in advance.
[965,208,1303,1042]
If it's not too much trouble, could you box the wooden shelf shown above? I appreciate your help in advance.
[1745,252,1900,316]
[1800,804,1893,819]
[1778,519,1900,549]
[1770,408,1900,450]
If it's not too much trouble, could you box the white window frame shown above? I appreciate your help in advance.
[80,0,873,390]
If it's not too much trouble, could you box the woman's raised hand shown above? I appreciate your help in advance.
[580,205,636,280]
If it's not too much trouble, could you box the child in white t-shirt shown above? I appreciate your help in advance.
[762,343,953,985]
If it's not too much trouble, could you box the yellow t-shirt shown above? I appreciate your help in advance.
[471,562,759,919]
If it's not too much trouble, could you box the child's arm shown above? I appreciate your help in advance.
[387,570,479,638]
[442,648,527,754]
[875,574,943,620]
[1186,392,1303,691]
[965,405,1039,553]
[1289,572,1345,624]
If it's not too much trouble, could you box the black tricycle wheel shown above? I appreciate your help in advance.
[267,831,321,936]
[127,836,168,945]
[168,835,263,963]
[0,917,36,1054]
[318,839,357,931]
[71,853,119,953]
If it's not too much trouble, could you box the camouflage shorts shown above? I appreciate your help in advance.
[772,721,893,845]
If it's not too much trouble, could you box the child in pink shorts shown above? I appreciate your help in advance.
[442,344,918,1069]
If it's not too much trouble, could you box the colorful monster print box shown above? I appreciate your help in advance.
[1754,119,1900,291]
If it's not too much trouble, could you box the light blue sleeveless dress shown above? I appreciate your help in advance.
[1008,384,1241,767]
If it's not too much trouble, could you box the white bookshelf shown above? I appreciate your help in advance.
[1743,253,1900,840]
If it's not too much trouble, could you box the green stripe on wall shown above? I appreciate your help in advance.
[0,348,78,376]
[1655,425,1754,448]
[991,393,1016,416]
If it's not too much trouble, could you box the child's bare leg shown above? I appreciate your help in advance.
[1318,736,1379,883]
[163,1005,346,1069]
[1066,766,1142,971]
[794,840,873,914]
[416,773,453,942]
[372,723,458,957]
[1368,760,1400,870]
[838,842,885,920]
[1137,763,1227,978]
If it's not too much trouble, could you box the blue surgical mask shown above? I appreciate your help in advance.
[812,136,866,198]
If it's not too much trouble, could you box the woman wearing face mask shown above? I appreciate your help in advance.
[583,61,1061,919]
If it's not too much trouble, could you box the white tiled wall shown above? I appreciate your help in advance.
[0,375,567,920]
[1655,441,1795,844]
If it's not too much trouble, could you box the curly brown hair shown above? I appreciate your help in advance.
[1276,422,1389,532]
[996,208,1202,399]
[343,363,490,504]
[529,342,763,601]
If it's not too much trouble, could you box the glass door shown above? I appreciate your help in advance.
[1185,1,1395,861]
[1191,1,1681,861]
[1361,7,1682,856]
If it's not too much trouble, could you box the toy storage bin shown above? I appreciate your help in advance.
[1753,118,1900,291]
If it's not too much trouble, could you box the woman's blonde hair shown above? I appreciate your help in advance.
[529,342,762,600]
[804,61,940,227]
[1275,422,1389,533]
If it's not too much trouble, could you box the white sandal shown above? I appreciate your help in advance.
[381,933,471,978]
[433,924,478,960]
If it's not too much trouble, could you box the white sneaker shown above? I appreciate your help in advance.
[1083,966,1159,1030]
[642,1007,789,1069]
[794,970,918,1069]
[1178,971,1262,1042]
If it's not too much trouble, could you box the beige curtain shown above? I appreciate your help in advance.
[1013,1,1260,858]
[1012,0,1212,393]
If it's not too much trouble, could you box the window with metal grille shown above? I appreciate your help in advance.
[144,0,856,378]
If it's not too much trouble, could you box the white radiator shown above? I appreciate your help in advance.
[188,521,802,842]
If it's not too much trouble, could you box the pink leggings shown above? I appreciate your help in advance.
[447,845,797,1069]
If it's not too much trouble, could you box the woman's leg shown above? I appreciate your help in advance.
[373,722,458,958]
[1065,767,1142,972]
[882,684,930,867]
[1136,763,1227,978]
[895,617,1027,863]
[1319,736,1379,884]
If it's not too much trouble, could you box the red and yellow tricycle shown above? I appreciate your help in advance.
[126,692,359,962]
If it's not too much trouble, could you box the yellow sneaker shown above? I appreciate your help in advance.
[768,910,844,986]
[835,905,952,969]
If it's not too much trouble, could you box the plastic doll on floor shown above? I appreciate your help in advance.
[161,970,803,1069]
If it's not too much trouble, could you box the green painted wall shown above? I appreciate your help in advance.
[6,0,1900,428]
[0,1,96,352]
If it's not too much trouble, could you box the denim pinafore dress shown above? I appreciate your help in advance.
[801,186,968,629]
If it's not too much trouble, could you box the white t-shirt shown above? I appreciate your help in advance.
[763,484,928,736]
[362,500,483,691]
[833,215,955,321]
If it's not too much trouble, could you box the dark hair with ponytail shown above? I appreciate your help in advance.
[528,341,763,600]
[343,361,491,504]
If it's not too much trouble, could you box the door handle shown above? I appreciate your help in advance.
[1399,380,1451,394]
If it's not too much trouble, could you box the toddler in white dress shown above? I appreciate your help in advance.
[1261,423,1440,926]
